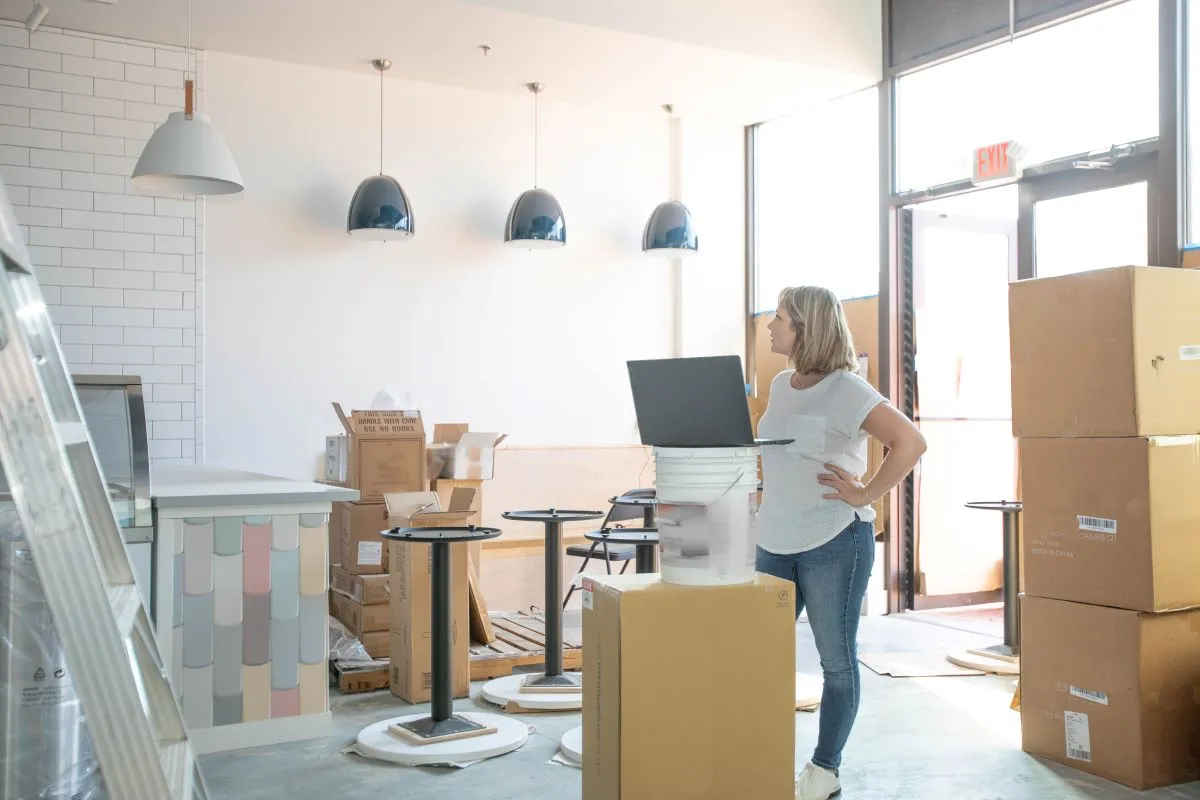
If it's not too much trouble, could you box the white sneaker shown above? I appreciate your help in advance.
[795,762,841,800]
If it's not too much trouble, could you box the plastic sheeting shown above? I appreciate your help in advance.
[0,508,106,800]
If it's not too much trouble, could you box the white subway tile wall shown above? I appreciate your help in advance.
[0,21,205,465]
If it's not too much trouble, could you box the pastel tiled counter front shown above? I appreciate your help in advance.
[151,465,358,754]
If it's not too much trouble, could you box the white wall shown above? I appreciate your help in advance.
[203,53,746,480]
[0,21,204,464]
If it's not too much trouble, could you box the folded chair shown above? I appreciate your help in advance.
[562,488,655,608]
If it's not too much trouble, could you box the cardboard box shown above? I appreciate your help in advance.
[1009,266,1200,438]
[330,566,389,605]
[329,591,389,635]
[361,630,389,660]
[388,539,470,703]
[325,434,348,482]
[431,423,506,480]
[384,487,478,529]
[1020,596,1200,789]
[432,479,484,569]
[582,574,796,800]
[1019,436,1200,612]
[336,501,389,575]
[332,662,390,695]
[331,403,427,502]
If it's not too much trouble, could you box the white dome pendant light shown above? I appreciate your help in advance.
[131,0,243,196]
[643,105,697,256]
[347,59,415,240]
[504,83,565,248]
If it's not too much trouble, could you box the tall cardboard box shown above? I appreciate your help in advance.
[1021,596,1200,789]
[582,574,796,800]
[1019,436,1200,612]
[335,501,390,575]
[1009,266,1200,438]
[384,489,475,703]
[330,403,427,501]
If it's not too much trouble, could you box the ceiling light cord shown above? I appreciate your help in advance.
[533,88,539,189]
[379,64,384,175]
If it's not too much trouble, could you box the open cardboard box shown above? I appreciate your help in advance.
[329,403,427,501]
[430,423,506,480]
[384,486,479,529]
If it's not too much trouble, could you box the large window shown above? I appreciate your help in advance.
[754,87,879,312]
[895,0,1158,192]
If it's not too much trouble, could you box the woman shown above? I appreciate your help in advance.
[756,286,926,800]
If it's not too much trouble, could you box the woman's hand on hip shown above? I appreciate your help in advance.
[818,464,872,507]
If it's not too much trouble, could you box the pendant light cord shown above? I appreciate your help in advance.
[379,65,384,175]
[533,88,539,188]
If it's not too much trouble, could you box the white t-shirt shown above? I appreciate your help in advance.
[755,369,886,555]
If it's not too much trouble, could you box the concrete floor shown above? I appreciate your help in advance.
[201,614,1200,799]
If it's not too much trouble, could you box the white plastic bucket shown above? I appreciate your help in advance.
[653,447,760,586]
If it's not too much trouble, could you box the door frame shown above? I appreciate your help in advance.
[906,205,1018,610]
[1016,148,1160,279]
[885,138,1160,613]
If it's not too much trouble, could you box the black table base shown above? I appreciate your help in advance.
[586,528,659,575]
[522,672,582,691]
[965,501,1022,657]
[502,509,605,680]
[395,714,489,742]
[381,525,503,743]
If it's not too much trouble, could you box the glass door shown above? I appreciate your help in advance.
[910,195,1019,607]
[1017,150,1158,279]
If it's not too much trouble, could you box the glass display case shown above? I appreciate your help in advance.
[0,375,151,544]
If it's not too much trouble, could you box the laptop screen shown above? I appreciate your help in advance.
[626,356,756,448]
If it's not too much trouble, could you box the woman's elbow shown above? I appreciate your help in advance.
[908,427,927,459]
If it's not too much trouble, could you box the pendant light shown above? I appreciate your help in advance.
[505,83,565,248]
[642,105,697,257]
[347,60,415,240]
[131,0,242,196]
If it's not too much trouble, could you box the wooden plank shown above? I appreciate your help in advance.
[500,614,583,650]
[467,565,495,645]
[491,618,546,650]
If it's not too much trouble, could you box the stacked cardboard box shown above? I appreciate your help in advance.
[1009,266,1200,790]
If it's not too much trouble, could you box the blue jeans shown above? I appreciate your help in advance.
[755,516,874,772]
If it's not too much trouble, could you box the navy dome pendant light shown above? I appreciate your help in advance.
[347,59,414,240]
[642,104,698,256]
[505,83,566,248]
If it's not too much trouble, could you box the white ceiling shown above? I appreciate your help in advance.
[1,0,882,123]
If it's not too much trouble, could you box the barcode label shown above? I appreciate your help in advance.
[1070,686,1109,705]
[1180,345,1200,361]
[1077,516,1117,534]
[1065,711,1091,763]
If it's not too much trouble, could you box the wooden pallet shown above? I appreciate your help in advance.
[469,611,583,681]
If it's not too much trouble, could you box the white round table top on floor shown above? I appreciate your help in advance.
[355,712,528,766]
[560,725,583,765]
[480,673,583,711]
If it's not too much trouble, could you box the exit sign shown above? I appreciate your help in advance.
[972,141,1022,185]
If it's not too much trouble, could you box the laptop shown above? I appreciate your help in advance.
[626,355,793,448]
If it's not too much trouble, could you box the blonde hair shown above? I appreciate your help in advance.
[777,286,858,375]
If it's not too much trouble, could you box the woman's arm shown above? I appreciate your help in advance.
[818,402,927,507]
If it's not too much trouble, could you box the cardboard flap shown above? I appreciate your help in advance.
[434,423,470,445]
[459,432,504,452]
[384,491,440,521]
[332,402,353,435]
[447,487,477,512]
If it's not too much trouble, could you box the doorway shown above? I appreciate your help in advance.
[893,144,1160,615]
